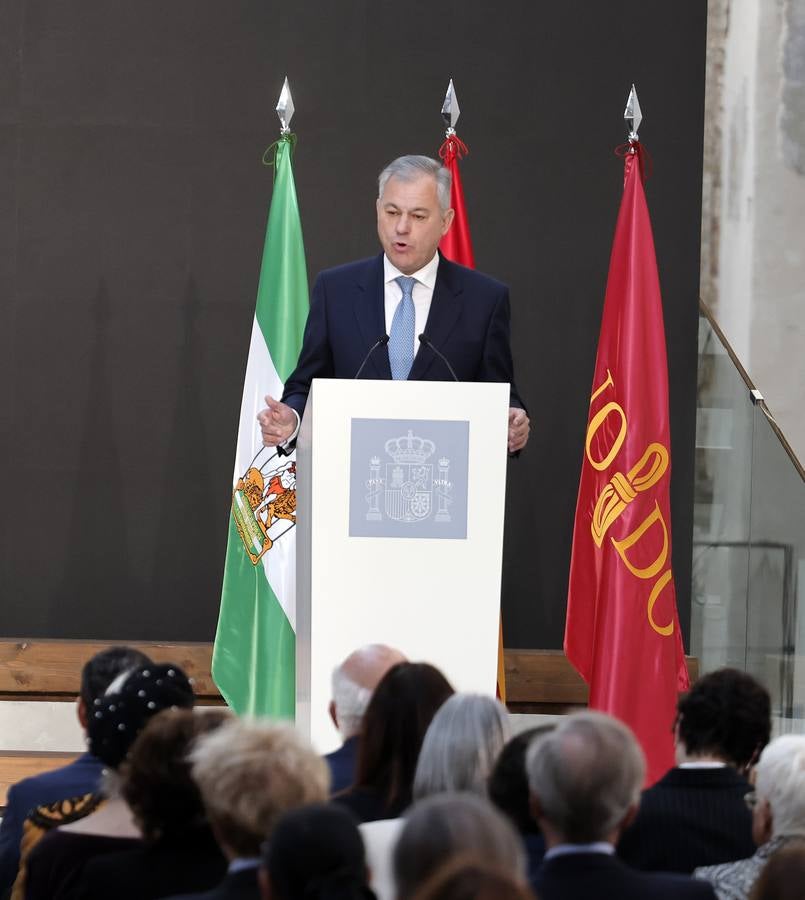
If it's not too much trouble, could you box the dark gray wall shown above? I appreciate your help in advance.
[0,1,707,645]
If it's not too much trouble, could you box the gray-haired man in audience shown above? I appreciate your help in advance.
[325,644,406,794]
[527,711,716,900]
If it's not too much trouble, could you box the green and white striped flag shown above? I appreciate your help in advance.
[212,133,308,717]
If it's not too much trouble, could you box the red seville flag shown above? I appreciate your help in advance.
[438,123,509,700]
[564,143,689,785]
[438,132,475,267]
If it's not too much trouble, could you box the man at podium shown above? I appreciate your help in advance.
[258,154,529,455]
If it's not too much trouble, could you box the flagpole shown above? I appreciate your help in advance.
[437,79,476,269]
[213,75,308,718]
[624,83,642,144]
[276,75,295,135]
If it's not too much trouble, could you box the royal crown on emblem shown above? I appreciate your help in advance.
[385,429,435,464]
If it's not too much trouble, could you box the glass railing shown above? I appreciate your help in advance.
[691,301,805,731]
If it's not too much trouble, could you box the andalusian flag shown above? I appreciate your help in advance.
[212,128,308,717]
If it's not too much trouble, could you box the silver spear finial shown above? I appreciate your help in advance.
[276,77,295,134]
[624,84,642,142]
[441,78,460,135]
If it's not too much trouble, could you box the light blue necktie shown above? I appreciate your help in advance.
[389,275,416,380]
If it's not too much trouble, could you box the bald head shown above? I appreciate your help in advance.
[331,644,406,738]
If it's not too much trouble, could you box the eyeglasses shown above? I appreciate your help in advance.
[744,790,759,811]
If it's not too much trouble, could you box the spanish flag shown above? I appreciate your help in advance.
[565,142,689,785]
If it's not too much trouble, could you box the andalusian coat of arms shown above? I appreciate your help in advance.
[232,456,296,564]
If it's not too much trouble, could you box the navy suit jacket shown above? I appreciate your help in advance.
[617,766,755,874]
[281,253,525,417]
[534,852,717,900]
[324,735,359,796]
[0,752,104,893]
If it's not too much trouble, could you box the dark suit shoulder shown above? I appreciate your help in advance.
[536,853,716,899]
[6,755,103,812]
[315,256,379,285]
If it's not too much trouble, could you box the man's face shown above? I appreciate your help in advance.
[376,174,454,275]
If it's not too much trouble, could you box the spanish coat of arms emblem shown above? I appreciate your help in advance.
[366,430,452,524]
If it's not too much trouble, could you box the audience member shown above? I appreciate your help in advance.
[326,645,406,795]
[259,804,376,900]
[393,793,527,900]
[620,668,770,873]
[410,854,536,900]
[695,735,805,900]
[412,693,510,798]
[334,662,453,823]
[163,718,330,900]
[0,645,151,895]
[749,840,805,900]
[527,711,716,899]
[21,663,195,900]
[360,688,499,900]
[488,726,554,884]
[75,708,232,899]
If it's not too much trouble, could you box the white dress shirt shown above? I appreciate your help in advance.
[544,842,615,861]
[383,251,440,359]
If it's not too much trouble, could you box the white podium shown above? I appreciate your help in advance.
[295,378,510,753]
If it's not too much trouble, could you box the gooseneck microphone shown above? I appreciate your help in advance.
[354,334,390,379]
[418,334,459,382]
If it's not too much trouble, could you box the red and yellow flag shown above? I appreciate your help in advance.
[565,143,689,785]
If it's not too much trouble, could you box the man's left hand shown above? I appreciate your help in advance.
[508,407,530,453]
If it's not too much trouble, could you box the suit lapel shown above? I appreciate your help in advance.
[354,254,391,379]
[408,254,463,381]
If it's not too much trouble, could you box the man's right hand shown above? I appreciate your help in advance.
[257,395,297,447]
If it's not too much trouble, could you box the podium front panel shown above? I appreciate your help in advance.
[296,378,509,753]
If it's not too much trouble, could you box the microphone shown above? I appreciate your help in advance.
[418,334,459,382]
[354,334,390,379]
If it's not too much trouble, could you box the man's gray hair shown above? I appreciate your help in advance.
[378,155,452,213]
[755,735,805,838]
[393,793,526,900]
[331,665,372,739]
[525,710,645,843]
[412,693,510,800]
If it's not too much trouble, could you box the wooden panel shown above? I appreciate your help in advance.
[0,752,78,806]
[0,641,700,799]
[0,640,218,699]
[0,640,698,707]
[504,649,700,711]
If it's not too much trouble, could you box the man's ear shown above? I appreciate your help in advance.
[77,697,89,731]
[329,700,339,730]
[529,794,543,824]
[441,208,455,235]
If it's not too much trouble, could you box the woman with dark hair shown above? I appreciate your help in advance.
[333,662,454,823]
[260,804,376,900]
[488,725,554,887]
[75,707,231,899]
